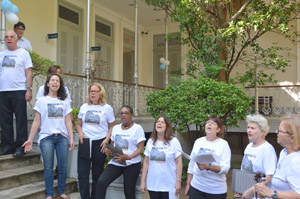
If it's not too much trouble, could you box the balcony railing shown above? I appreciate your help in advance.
[33,73,163,115]
[245,85,300,115]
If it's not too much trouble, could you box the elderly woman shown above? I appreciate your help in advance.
[23,74,74,199]
[140,116,183,199]
[235,114,277,199]
[185,116,231,199]
[76,82,115,199]
[95,105,145,199]
[255,116,300,199]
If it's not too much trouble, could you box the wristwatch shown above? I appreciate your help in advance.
[272,190,277,199]
[26,86,32,90]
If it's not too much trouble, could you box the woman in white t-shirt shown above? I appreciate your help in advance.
[76,82,115,199]
[23,74,74,199]
[140,116,183,199]
[235,114,277,199]
[256,116,300,199]
[95,105,145,199]
[185,116,231,199]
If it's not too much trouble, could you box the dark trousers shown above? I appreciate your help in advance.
[189,185,227,199]
[95,162,141,199]
[148,191,169,199]
[0,91,28,152]
[78,138,106,199]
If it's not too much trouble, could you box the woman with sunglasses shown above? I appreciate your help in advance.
[76,82,115,199]
[255,116,300,199]
[235,114,277,199]
[185,116,231,199]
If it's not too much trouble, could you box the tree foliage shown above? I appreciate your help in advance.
[145,0,300,86]
[146,78,252,143]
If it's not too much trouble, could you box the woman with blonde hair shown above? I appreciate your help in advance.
[76,82,115,199]
[256,116,300,199]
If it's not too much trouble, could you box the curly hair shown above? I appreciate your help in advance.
[44,74,67,100]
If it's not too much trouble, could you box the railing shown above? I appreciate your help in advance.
[32,73,163,115]
[245,85,300,115]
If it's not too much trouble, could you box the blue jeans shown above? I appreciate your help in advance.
[40,134,69,197]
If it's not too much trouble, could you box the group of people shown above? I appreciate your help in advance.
[0,23,299,199]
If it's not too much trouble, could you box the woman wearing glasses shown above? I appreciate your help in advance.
[255,116,300,199]
[140,116,183,199]
[235,114,277,199]
[185,116,231,199]
[76,82,115,199]
[96,105,145,199]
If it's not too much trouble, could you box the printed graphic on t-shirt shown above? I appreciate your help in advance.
[150,147,166,163]
[241,154,255,172]
[115,134,129,150]
[199,147,216,154]
[84,110,101,125]
[48,103,64,118]
[2,55,16,68]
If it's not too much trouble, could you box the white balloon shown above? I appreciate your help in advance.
[159,57,165,64]
[5,12,19,24]
[165,60,170,65]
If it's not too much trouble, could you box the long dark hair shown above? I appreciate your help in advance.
[44,74,67,100]
[151,116,174,145]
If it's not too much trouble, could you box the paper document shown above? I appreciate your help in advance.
[192,151,220,164]
[177,149,191,160]
[106,144,126,165]
[232,169,256,194]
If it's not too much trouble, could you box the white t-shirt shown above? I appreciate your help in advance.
[0,48,33,91]
[34,96,72,144]
[108,123,145,167]
[17,37,32,51]
[36,85,71,102]
[187,137,231,194]
[78,103,115,140]
[144,137,182,198]
[241,141,277,199]
[271,149,300,194]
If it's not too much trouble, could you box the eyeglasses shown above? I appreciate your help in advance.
[276,128,291,135]
[120,112,130,115]
[89,90,100,93]
[206,120,217,126]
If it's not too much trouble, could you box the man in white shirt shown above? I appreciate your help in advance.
[14,22,32,51]
[0,30,33,157]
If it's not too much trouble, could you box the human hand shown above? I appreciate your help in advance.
[234,193,242,198]
[255,183,273,198]
[197,163,209,170]
[69,140,74,151]
[78,133,84,144]
[22,140,33,153]
[100,138,109,153]
[175,180,181,196]
[140,182,147,193]
[184,183,190,196]
[242,188,254,199]
[25,89,32,101]
[114,154,130,163]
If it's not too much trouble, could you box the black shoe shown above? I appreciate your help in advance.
[13,150,25,158]
[0,150,15,155]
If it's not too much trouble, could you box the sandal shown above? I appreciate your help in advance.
[57,194,71,199]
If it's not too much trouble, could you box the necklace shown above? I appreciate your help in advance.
[122,122,133,129]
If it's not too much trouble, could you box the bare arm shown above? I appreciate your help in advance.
[22,111,41,152]
[242,175,273,199]
[256,183,300,199]
[25,67,33,101]
[185,173,193,196]
[76,118,84,144]
[175,155,183,196]
[140,156,149,193]
[65,113,74,150]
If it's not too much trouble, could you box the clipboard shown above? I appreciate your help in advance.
[106,144,126,165]
[232,169,256,194]
[78,138,90,159]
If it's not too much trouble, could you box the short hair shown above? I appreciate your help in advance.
[120,105,133,114]
[86,83,106,105]
[207,116,223,129]
[47,65,62,75]
[44,74,67,100]
[151,116,174,146]
[246,114,270,136]
[280,116,300,151]
[14,22,25,29]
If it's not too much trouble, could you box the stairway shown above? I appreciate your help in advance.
[0,152,78,199]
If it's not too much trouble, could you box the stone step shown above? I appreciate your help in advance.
[0,178,78,199]
[0,152,41,171]
[0,164,44,191]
